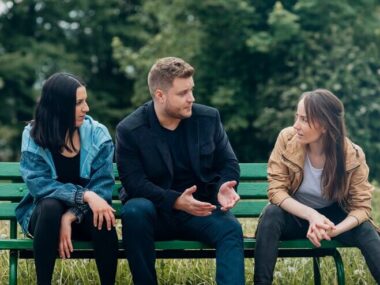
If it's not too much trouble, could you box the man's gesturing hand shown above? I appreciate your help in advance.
[218,181,240,211]
[174,186,216,216]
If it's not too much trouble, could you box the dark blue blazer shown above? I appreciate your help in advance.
[116,101,240,212]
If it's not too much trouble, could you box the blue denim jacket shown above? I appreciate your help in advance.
[15,115,115,235]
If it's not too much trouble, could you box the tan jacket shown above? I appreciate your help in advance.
[268,127,374,225]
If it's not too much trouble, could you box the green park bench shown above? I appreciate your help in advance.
[0,162,349,285]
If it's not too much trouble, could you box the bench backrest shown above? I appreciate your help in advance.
[0,162,268,218]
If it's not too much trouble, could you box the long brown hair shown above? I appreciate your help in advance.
[301,89,347,201]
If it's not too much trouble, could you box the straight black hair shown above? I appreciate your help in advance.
[31,72,85,153]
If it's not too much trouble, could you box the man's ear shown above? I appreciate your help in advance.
[154,89,165,103]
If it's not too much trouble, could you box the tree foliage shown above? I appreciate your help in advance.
[0,0,134,159]
[1,0,380,179]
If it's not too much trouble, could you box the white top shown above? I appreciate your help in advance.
[293,155,334,209]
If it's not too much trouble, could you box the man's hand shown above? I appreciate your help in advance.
[59,211,76,259]
[217,181,240,211]
[84,191,116,230]
[174,186,216,216]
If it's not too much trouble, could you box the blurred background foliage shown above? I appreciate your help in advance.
[1,0,380,179]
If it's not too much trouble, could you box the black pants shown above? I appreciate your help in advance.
[121,198,245,285]
[254,203,380,285]
[29,198,118,285]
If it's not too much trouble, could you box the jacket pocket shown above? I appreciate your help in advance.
[200,142,214,168]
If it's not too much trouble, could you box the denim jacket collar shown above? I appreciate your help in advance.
[21,115,112,179]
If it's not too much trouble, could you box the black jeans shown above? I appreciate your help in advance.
[120,198,245,285]
[254,203,380,285]
[29,198,118,285]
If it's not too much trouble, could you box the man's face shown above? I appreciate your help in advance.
[161,77,195,119]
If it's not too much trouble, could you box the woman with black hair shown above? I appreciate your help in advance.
[254,89,380,284]
[15,72,118,285]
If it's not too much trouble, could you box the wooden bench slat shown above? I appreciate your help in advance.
[239,163,267,180]
[0,203,18,220]
[0,238,349,251]
[237,182,267,198]
[0,181,268,201]
[0,183,122,200]
[0,184,28,199]
[0,162,267,180]
[231,201,267,217]
[0,200,267,220]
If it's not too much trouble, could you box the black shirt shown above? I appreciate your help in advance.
[160,122,199,193]
[52,150,83,186]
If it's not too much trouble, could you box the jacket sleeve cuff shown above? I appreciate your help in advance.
[159,190,181,211]
[74,187,86,205]
[269,191,291,206]
[348,210,369,225]
[68,207,83,223]
[69,205,90,223]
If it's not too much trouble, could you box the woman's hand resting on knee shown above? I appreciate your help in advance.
[59,211,76,259]
[84,191,116,230]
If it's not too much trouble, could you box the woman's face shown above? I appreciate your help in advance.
[75,86,89,127]
[293,99,325,146]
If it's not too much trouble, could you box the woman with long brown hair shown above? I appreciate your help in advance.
[254,89,380,284]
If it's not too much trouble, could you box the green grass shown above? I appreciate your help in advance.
[1,189,380,284]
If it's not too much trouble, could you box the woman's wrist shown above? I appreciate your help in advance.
[83,190,95,203]
[63,211,77,223]
[305,207,319,222]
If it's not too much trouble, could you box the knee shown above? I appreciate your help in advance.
[257,204,285,232]
[35,198,65,222]
[353,222,380,243]
[227,218,243,237]
[217,215,243,242]
[120,198,156,228]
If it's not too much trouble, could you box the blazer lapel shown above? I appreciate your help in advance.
[157,138,173,177]
[147,101,173,177]
[185,116,200,177]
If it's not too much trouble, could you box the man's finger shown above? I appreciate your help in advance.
[193,209,212,216]
[184,186,197,195]
[226,180,237,188]
[192,199,215,209]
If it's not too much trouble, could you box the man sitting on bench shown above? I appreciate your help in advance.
[116,56,245,285]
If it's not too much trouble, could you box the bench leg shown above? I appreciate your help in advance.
[332,249,345,285]
[313,257,321,285]
[9,249,18,285]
